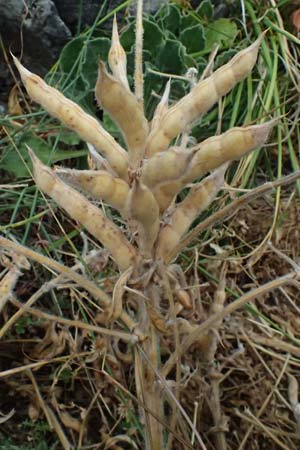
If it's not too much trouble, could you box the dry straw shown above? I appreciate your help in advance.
[3,1,299,449]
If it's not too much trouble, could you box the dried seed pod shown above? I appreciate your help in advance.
[288,374,299,409]
[184,120,276,184]
[147,303,169,333]
[175,289,192,309]
[108,14,130,91]
[150,79,170,132]
[141,146,194,189]
[87,143,116,174]
[156,166,226,260]
[126,179,159,258]
[13,56,128,179]
[108,266,133,322]
[151,120,276,212]
[55,168,129,214]
[152,180,183,212]
[60,411,81,433]
[96,61,149,168]
[29,150,136,271]
[0,266,21,313]
[145,36,264,157]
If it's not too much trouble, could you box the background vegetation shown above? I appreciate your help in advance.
[1,0,300,449]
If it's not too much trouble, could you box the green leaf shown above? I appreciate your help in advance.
[59,35,85,73]
[158,3,181,35]
[197,56,209,75]
[58,36,110,97]
[181,14,198,30]
[215,48,237,68]
[181,24,206,54]
[1,133,87,178]
[102,113,124,146]
[197,0,214,20]
[50,131,81,146]
[156,39,188,75]
[204,19,238,52]
[121,19,165,58]
[119,21,135,51]
[82,37,111,87]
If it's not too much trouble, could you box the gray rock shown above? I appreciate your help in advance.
[0,0,71,105]
[0,0,167,106]
[53,0,116,33]
[0,0,71,69]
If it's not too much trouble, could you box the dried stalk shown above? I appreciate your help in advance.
[162,270,300,378]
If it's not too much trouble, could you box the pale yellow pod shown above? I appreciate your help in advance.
[13,56,128,180]
[152,180,183,213]
[96,61,149,168]
[145,35,263,157]
[29,150,136,271]
[126,179,160,258]
[108,14,130,91]
[55,168,129,213]
[185,120,276,184]
[0,266,21,313]
[141,146,194,189]
[156,166,226,261]
[150,79,170,132]
[152,120,276,212]
[87,142,116,174]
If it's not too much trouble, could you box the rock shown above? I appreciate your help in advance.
[53,0,113,34]
[0,0,168,107]
[0,0,71,106]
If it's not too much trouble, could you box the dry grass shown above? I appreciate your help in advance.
[1,193,300,449]
[1,1,300,449]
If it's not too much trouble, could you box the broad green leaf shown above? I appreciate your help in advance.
[58,36,110,97]
[121,19,165,57]
[59,35,85,73]
[158,3,181,35]
[181,24,206,53]
[215,48,237,68]
[197,0,214,20]
[156,39,188,75]
[181,14,198,30]
[102,113,125,146]
[83,37,111,87]
[51,131,82,146]
[1,133,87,178]
[204,19,238,52]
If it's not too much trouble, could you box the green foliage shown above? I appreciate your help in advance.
[58,36,111,99]
[1,131,86,178]
[12,315,41,336]
[54,1,238,115]
[0,441,49,450]
[0,421,51,450]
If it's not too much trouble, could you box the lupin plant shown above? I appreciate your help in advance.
[10,1,278,449]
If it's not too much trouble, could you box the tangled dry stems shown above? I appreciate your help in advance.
[1,2,300,449]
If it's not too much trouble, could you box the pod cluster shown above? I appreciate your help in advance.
[13,16,275,271]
